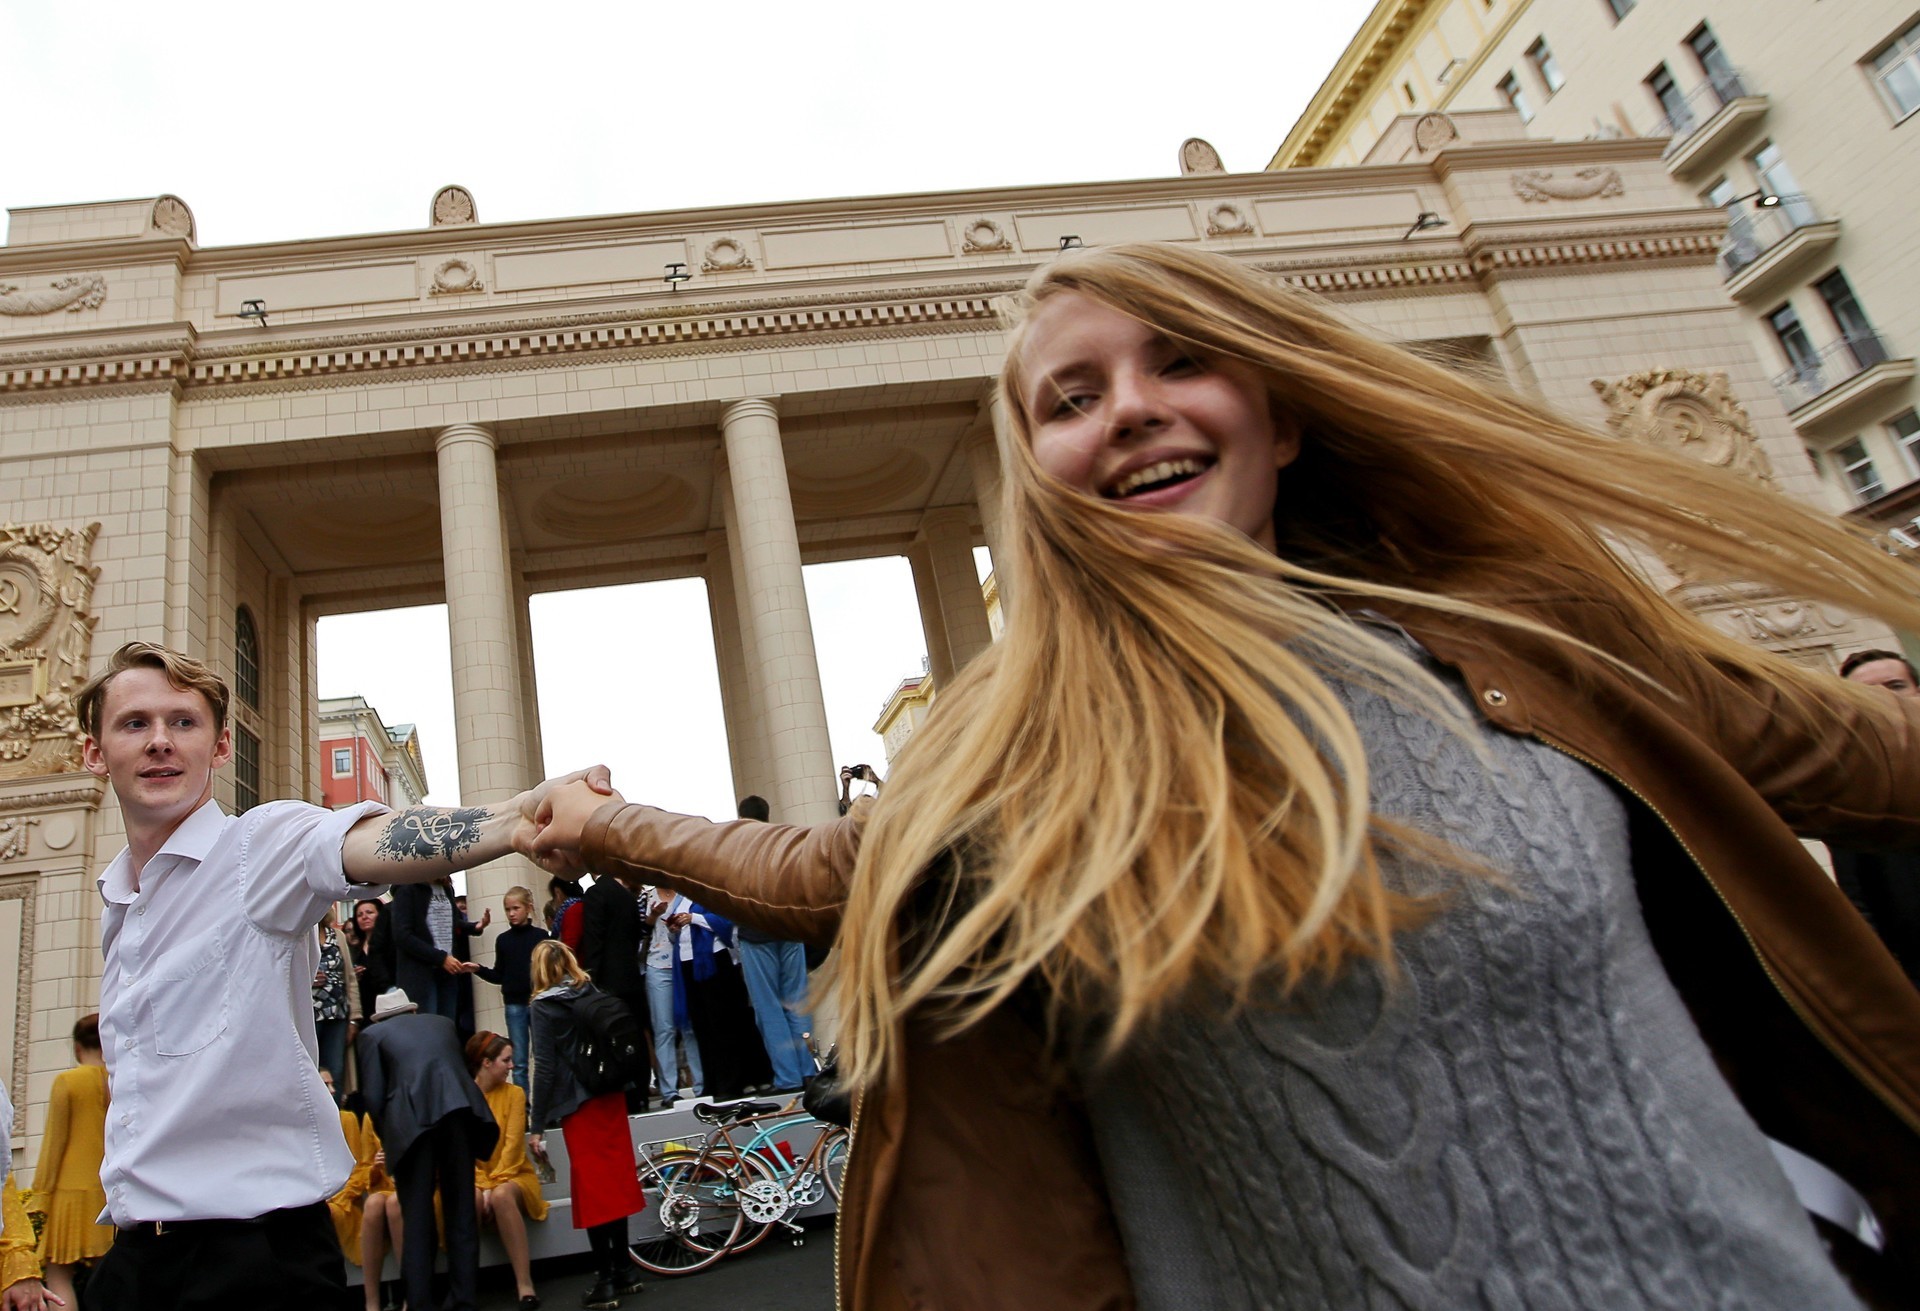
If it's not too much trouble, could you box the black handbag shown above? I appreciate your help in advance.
[801,1044,853,1127]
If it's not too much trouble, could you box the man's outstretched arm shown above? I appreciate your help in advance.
[341,767,613,884]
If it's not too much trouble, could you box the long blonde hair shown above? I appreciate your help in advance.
[829,242,1920,1088]
[530,939,589,993]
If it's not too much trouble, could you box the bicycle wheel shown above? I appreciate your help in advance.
[821,1126,851,1202]
[719,1150,791,1257]
[629,1150,752,1275]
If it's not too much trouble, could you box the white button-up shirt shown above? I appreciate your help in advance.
[97,797,385,1225]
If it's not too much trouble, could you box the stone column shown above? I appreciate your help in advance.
[705,529,764,803]
[923,507,993,673]
[719,400,838,824]
[435,423,533,1034]
[906,541,954,687]
[512,570,545,789]
[969,397,1009,570]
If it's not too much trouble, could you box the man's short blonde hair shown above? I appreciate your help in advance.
[74,642,231,739]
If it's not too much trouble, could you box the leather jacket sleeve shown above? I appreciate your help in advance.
[579,803,862,948]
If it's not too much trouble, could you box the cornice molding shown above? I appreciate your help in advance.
[0,237,191,277]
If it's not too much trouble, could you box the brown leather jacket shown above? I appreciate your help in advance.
[582,594,1920,1309]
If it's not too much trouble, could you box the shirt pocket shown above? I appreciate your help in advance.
[153,947,232,1057]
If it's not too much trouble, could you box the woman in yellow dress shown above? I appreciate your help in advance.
[466,1031,547,1310]
[28,1014,108,1307]
[324,1069,404,1311]
[3,1169,55,1311]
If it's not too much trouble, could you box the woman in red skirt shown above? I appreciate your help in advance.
[528,940,646,1309]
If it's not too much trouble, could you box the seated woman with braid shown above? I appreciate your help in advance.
[536,243,1920,1309]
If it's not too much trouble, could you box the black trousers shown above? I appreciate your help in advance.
[680,954,773,1099]
[81,1201,343,1311]
[395,1117,481,1311]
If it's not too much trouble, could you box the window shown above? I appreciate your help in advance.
[1648,64,1688,130]
[1769,303,1819,376]
[1870,18,1920,119]
[1704,177,1737,207]
[1816,270,1888,366]
[1835,437,1886,503]
[234,726,261,814]
[1604,0,1635,20]
[1749,142,1818,225]
[1527,38,1565,95]
[1890,409,1920,475]
[1686,24,1742,99]
[332,746,353,777]
[234,607,260,711]
[1497,72,1535,123]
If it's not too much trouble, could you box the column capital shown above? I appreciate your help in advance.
[720,397,779,430]
[435,422,496,453]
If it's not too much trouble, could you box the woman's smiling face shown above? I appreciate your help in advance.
[1017,292,1298,553]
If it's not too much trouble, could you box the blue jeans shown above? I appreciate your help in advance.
[646,962,702,1098]
[504,1002,530,1090]
[738,939,814,1090]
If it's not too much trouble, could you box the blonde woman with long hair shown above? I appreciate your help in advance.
[537,243,1920,1310]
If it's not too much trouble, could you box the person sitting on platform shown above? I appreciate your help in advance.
[28,1014,111,1308]
[466,1031,548,1310]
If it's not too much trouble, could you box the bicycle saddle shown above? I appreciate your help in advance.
[692,1099,783,1123]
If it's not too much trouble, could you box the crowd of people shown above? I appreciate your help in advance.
[4,241,1920,1311]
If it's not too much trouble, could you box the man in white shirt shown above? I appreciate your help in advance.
[73,641,604,1311]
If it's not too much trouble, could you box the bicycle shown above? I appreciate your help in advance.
[627,1097,850,1276]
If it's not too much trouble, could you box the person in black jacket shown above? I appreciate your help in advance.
[472,885,549,1090]
[347,898,396,1007]
[390,877,479,1021]
[577,869,652,1110]
[356,988,499,1311]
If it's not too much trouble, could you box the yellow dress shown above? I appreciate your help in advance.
[328,1110,378,1260]
[30,1062,111,1264]
[474,1081,548,1222]
[1,1172,42,1294]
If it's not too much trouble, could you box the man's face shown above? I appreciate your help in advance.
[83,666,231,831]
[1846,658,1920,698]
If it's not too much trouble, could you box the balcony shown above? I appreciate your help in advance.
[1772,332,1918,431]
[1653,69,1770,177]
[1719,195,1842,301]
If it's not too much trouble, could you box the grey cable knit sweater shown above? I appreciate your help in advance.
[1084,653,1862,1310]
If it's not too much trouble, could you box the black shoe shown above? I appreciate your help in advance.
[519,1297,542,1310]
[613,1270,645,1297]
[582,1281,619,1310]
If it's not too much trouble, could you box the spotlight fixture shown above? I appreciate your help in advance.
[238,298,269,327]
[664,262,691,289]
[1401,211,1449,241]
[1058,235,1084,250]
[1722,190,1782,209]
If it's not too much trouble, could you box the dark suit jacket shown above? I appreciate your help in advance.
[355,1012,498,1165]
[389,882,477,1009]
[578,876,645,998]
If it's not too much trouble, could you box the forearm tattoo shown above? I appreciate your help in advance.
[372,807,491,863]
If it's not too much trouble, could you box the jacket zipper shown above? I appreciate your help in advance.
[834,1087,864,1311]
[1534,731,1920,1138]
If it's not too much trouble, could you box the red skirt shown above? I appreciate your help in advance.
[562,1091,645,1228]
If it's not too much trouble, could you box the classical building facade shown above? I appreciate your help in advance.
[0,136,1888,1165]
[318,695,428,810]
[1270,0,1920,544]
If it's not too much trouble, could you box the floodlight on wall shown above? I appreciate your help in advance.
[1723,190,1782,209]
[1058,235,1084,250]
[1401,211,1449,240]
[238,298,269,327]
[664,262,691,289]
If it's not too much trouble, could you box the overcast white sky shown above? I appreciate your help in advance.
[3,0,1377,823]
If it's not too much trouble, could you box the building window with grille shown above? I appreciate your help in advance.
[1686,24,1742,100]
[1835,438,1886,503]
[1768,303,1819,378]
[1647,64,1688,131]
[1497,72,1535,123]
[235,608,260,711]
[1604,0,1634,21]
[1527,39,1564,95]
[332,746,353,777]
[234,725,261,813]
[1815,269,1888,368]
[1869,18,1920,120]
[1891,410,1920,476]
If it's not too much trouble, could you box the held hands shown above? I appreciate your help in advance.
[441,954,479,975]
[529,772,626,874]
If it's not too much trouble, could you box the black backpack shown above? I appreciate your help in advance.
[564,987,648,1096]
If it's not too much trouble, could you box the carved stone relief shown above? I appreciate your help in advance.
[1513,167,1626,203]
[1591,368,1776,488]
[0,818,35,861]
[1179,137,1225,175]
[0,523,101,780]
[1412,113,1460,153]
[1206,203,1254,237]
[961,219,1010,254]
[150,195,196,240]
[431,186,477,226]
[0,274,108,317]
[429,258,484,296]
[701,237,754,273]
